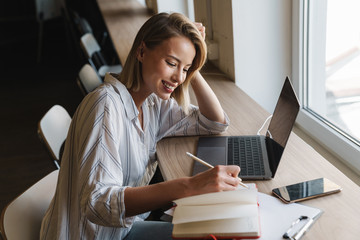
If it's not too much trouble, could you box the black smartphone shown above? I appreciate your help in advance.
[272,178,342,203]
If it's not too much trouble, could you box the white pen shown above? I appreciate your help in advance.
[186,152,249,189]
[293,217,314,240]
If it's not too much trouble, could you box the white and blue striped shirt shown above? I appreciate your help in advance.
[40,73,229,239]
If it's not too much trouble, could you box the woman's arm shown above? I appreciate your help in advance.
[191,71,226,124]
[190,22,226,124]
[124,165,240,217]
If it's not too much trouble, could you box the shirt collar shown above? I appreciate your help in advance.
[104,73,139,120]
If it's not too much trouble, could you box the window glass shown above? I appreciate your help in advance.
[306,0,360,144]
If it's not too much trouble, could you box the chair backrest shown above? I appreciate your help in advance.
[38,105,72,161]
[35,0,63,22]
[0,170,59,240]
[77,64,103,95]
[98,64,123,78]
[71,10,93,36]
[80,32,101,58]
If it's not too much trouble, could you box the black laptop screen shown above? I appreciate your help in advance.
[266,77,300,148]
[266,77,300,176]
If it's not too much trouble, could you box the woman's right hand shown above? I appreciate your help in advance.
[193,22,206,40]
[187,165,241,196]
[124,165,240,217]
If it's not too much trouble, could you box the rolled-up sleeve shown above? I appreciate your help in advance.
[156,97,229,140]
[198,108,230,133]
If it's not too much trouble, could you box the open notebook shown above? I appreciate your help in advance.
[172,184,260,239]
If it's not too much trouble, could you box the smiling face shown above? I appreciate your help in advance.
[137,36,196,101]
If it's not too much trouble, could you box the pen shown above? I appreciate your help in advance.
[283,216,308,239]
[292,217,314,240]
[186,152,249,189]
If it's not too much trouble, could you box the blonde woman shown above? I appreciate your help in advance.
[40,12,240,240]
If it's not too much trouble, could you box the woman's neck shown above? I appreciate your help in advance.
[129,89,147,130]
[129,89,147,111]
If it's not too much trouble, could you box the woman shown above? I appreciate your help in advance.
[40,12,240,239]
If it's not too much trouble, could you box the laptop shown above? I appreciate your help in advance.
[192,77,300,180]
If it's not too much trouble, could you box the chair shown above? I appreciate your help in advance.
[0,169,59,240]
[35,0,65,63]
[80,33,122,78]
[38,105,72,168]
[77,64,103,95]
[71,10,93,36]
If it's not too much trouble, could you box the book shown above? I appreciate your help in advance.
[172,185,260,239]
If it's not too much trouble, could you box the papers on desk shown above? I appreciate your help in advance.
[243,192,322,240]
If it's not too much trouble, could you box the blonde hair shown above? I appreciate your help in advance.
[118,12,207,114]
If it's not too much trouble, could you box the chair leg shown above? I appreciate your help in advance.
[54,160,60,169]
[37,13,44,64]
[61,7,75,60]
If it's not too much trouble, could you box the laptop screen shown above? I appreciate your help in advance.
[266,77,300,148]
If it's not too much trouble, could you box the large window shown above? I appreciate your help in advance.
[296,0,360,172]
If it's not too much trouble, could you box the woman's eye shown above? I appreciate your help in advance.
[183,68,189,73]
[166,61,176,67]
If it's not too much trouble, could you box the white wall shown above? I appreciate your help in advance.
[232,0,292,113]
[194,0,292,113]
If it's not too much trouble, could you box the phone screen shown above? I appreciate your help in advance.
[272,178,341,203]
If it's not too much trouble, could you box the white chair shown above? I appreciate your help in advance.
[38,105,72,168]
[80,33,122,78]
[80,32,101,59]
[77,64,103,95]
[0,169,59,240]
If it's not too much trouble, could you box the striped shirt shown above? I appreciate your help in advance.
[40,73,229,239]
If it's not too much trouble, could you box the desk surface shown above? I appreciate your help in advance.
[97,0,152,65]
[157,72,360,239]
[98,1,360,238]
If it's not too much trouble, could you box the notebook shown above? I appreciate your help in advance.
[172,184,260,239]
[192,77,300,180]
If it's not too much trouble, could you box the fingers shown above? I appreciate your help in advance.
[212,165,240,191]
[190,165,241,194]
[225,165,241,179]
[220,165,241,189]
[194,22,206,40]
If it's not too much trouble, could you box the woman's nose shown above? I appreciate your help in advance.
[172,68,185,84]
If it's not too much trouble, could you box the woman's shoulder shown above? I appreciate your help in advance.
[85,84,120,108]
[83,74,129,106]
[75,83,125,123]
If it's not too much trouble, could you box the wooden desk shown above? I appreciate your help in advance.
[98,1,360,238]
[157,71,360,239]
[97,0,151,65]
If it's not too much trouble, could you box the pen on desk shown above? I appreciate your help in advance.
[283,216,308,239]
[186,152,249,189]
[292,217,314,240]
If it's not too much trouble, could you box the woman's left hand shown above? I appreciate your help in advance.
[194,22,206,40]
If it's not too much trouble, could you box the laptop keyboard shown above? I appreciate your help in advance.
[227,136,265,176]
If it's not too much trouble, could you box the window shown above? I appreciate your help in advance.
[294,0,360,172]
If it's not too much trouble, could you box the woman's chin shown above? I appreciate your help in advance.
[156,93,171,100]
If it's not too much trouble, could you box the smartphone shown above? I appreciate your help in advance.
[272,178,342,203]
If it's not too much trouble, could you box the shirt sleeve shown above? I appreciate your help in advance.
[75,89,134,228]
[156,97,230,140]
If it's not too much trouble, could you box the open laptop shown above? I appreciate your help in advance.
[192,77,300,180]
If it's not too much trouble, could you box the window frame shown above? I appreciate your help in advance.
[292,0,360,174]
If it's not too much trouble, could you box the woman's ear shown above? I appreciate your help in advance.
[136,42,146,62]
